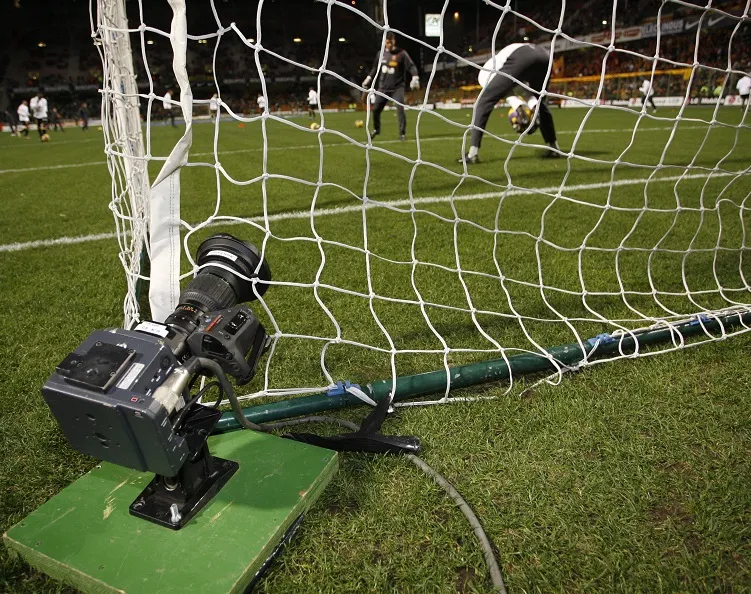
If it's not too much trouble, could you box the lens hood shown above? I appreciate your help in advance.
[194,234,271,302]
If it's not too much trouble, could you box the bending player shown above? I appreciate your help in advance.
[361,32,420,141]
[458,42,560,164]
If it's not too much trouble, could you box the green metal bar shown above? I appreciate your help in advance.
[214,311,751,433]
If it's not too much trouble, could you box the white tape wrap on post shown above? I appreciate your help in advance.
[149,0,194,322]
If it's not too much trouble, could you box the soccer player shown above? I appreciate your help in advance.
[307,87,318,119]
[4,106,18,136]
[31,91,48,140]
[79,101,89,131]
[458,42,560,164]
[163,89,176,127]
[639,79,657,112]
[209,93,218,122]
[257,93,267,113]
[49,107,64,132]
[736,74,750,111]
[361,32,420,141]
[16,99,30,138]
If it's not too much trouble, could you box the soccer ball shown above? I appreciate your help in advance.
[354,120,364,128]
[310,122,321,130]
[507,104,533,134]
[41,133,50,142]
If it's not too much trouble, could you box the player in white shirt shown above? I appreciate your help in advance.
[209,93,218,121]
[458,42,560,164]
[163,89,176,127]
[17,99,30,138]
[639,79,657,112]
[307,87,319,119]
[257,94,267,113]
[31,92,49,140]
[736,75,750,110]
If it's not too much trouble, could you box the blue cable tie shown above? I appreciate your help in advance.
[688,313,711,326]
[326,380,361,397]
[587,332,616,348]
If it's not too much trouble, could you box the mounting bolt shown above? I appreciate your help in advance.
[169,503,182,525]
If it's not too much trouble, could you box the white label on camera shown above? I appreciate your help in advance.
[134,321,170,338]
[206,249,238,262]
[117,362,144,390]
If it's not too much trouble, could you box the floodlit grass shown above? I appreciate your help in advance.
[1,106,751,593]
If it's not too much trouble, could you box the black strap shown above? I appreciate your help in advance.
[283,394,421,455]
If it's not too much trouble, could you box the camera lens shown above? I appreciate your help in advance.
[182,234,271,310]
[164,234,271,349]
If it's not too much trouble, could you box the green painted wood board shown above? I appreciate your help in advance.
[3,430,338,593]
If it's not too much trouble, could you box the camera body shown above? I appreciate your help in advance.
[43,328,188,476]
[42,304,269,477]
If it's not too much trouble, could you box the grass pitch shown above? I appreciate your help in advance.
[1,106,751,592]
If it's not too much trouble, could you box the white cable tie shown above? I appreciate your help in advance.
[346,385,378,407]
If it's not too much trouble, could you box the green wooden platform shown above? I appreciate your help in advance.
[3,430,338,593]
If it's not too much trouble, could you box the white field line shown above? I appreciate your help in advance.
[0,125,707,175]
[0,160,105,174]
[0,137,103,149]
[0,170,731,253]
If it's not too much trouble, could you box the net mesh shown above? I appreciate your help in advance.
[94,0,751,404]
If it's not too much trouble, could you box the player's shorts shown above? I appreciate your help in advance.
[482,45,551,100]
[309,103,318,109]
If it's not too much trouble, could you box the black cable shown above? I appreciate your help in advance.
[187,371,204,394]
[190,357,506,590]
[267,414,506,590]
[186,373,225,408]
[194,357,271,433]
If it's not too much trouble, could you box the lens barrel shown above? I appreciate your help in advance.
[192,233,271,305]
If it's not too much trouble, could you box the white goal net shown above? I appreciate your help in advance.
[94,0,751,405]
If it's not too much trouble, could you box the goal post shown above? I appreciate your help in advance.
[93,0,751,414]
[94,0,152,325]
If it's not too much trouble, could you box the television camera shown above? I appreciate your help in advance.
[42,234,271,529]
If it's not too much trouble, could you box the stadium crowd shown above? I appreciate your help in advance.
[2,0,749,128]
